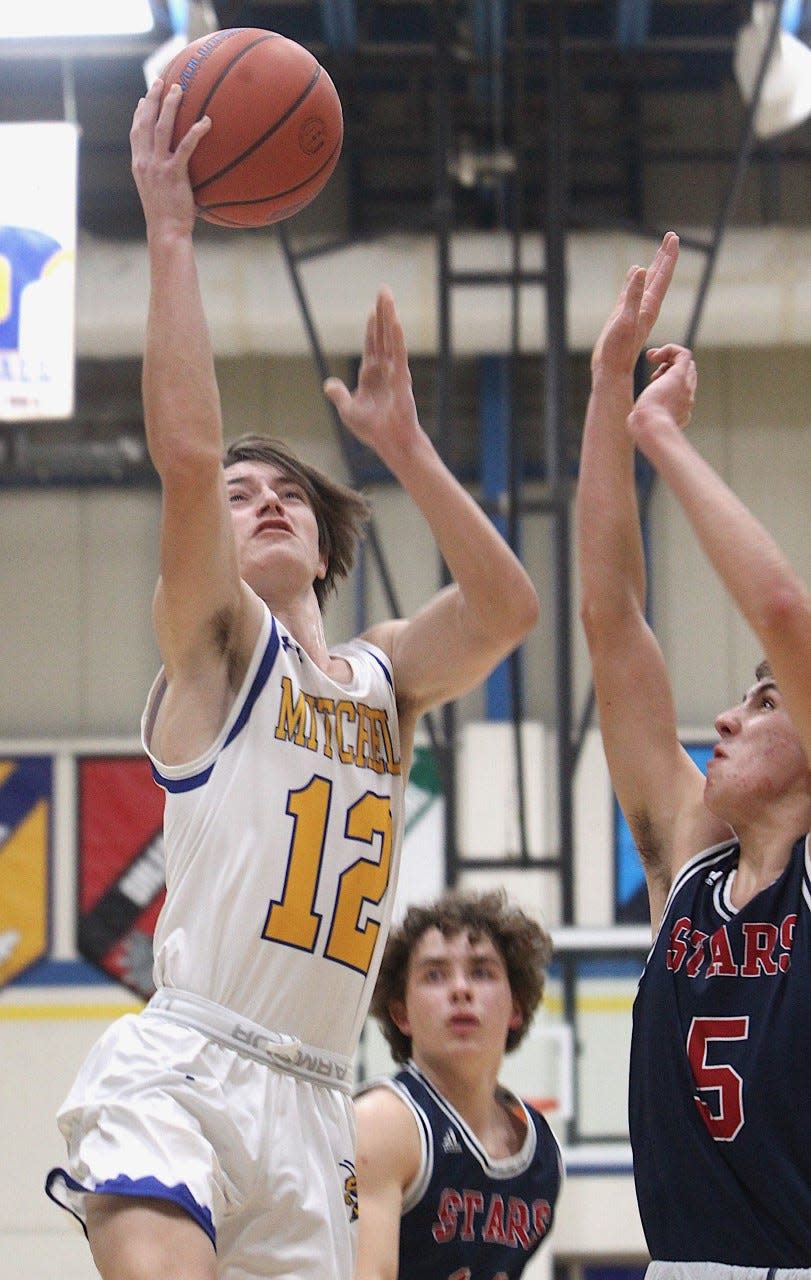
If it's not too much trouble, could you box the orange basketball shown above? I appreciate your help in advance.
[158,28,343,228]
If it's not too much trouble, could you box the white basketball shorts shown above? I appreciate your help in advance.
[45,997,358,1280]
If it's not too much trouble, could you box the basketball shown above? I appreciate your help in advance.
[158,28,343,228]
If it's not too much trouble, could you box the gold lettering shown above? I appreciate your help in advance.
[275,677,311,746]
[367,708,388,774]
[275,681,400,775]
[316,697,336,757]
[335,700,356,763]
[355,704,373,769]
[374,708,402,776]
[300,692,320,750]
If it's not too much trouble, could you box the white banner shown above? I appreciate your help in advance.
[0,122,78,421]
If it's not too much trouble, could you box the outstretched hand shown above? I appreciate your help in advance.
[323,287,422,466]
[130,79,211,234]
[627,344,697,455]
[591,231,680,378]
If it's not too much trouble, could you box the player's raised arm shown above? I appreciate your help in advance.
[324,287,539,724]
[628,343,811,763]
[576,234,723,916]
[131,80,256,688]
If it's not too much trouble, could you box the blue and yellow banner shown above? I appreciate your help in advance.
[0,756,51,987]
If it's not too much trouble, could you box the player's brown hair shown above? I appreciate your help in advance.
[222,434,371,609]
[371,888,553,1064]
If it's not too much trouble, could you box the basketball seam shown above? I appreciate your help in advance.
[192,65,325,196]
[194,32,278,121]
[202,203,309,228]
[196,135,342,215]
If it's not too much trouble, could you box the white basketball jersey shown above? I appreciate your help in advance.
[141,606,404,1058]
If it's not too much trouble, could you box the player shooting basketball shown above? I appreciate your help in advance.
[45,75,539,1280]
[577,231,811,1271]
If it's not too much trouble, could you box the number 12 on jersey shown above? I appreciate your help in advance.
[262,776,393,976]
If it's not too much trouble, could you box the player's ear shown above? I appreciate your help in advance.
[389,999,410,1035]
[509,1000,523,1032]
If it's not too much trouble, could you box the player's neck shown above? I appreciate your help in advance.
[273,595,334,672]
[414,1056,503,1133]
[713,793,809,909]
[729,834,799,908]
[429,1070,524,1159]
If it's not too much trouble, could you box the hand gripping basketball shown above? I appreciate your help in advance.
[158,27,343,228]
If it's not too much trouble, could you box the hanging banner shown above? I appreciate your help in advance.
[0,755,52,988]
[0,122,78,421]
[77,757,166,999]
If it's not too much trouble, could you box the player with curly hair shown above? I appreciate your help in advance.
[354,889,562,1280]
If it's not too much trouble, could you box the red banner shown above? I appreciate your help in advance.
[77,756,165,997]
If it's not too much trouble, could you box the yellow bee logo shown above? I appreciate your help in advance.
[340,1159,358,1222]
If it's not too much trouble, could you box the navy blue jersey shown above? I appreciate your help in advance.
[359,1062,562,1280]
[629,834,811,1265]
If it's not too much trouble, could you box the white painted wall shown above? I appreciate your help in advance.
[73,227,811,357]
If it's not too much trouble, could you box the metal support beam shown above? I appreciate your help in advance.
[544,0,575,928]
[544,0,579,1147]
[616,0,652,48]
[478,355,513,723]
[433,0,460,887]
[318,0,357,50]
